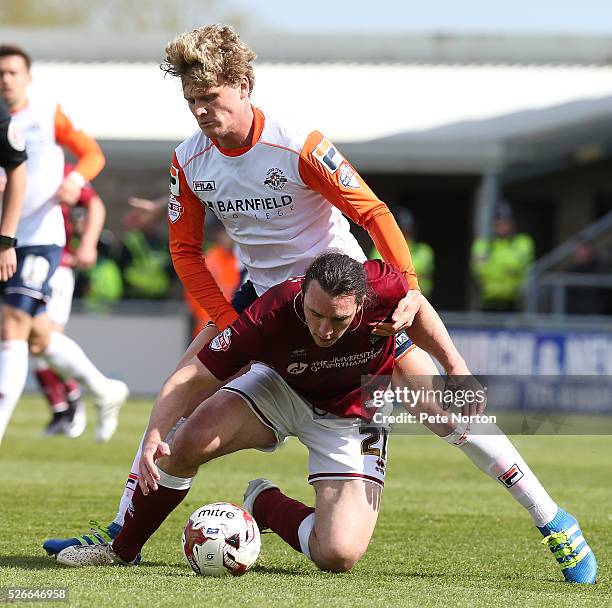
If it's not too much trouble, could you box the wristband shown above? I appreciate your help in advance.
[0,234,17,248]
[67,171,85,187]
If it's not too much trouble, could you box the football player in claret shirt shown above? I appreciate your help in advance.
[0,45,128,445]
[45,27,596,583]
[56,254,595,583]
[56,254,417,570]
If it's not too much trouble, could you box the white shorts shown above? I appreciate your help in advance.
[46,266,75,327]
[223,363,391,488]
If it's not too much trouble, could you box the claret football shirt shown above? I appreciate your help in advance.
[198,260,408,420]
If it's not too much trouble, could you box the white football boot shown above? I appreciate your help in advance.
[92,379,129,442]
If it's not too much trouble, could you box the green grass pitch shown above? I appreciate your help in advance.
[0,395,610,607]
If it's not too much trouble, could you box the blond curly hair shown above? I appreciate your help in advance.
[162,24,256,93]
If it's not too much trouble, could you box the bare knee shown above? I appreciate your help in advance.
[312,541,364,573]
[168,421,219,473]
[28,332,48,356]
[1,306,31,341]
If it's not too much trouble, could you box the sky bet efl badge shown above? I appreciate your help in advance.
[168,195,183,223]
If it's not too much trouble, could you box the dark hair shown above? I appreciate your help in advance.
[0,44,32,70]
[302,252,370,306]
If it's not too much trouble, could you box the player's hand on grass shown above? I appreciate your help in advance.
[0,247,17,281]
[139,433,171,495]
[372,290,422,336]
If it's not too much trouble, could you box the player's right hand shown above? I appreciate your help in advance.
[0,247,17,281]
[139,433,171,495]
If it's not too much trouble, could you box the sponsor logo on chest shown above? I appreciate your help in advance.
[197,166,296,222]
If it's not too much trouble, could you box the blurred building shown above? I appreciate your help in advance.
[4,28,612,310]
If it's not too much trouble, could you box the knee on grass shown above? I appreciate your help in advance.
[312,541,365,573]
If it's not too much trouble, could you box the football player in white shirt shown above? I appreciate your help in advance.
[0,45,128,445]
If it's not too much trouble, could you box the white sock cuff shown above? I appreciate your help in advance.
[157,468,194,491]
[1,339,28,353]
[297,513,315,560]
[442,422,470,446]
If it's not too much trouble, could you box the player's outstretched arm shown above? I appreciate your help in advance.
[406,293,469,376]
[139,357,223,494]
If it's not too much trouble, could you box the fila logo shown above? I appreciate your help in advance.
[498,464,524,488]
[169,164,180,196]
[312,138,345,174]
[193,180,216,192]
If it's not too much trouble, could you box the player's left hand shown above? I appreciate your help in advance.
[56,175,82,206]
[371,290,422,336]
[73,243,98,269]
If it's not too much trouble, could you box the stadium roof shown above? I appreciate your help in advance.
[3,29,612,65]
[28,60,612,174]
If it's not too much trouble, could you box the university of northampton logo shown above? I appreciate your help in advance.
[264,168,288,191]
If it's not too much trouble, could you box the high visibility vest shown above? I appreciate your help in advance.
[370,240,434,298]
[122,230,170,299]
[84,257,124,311]
[471,233,534,304]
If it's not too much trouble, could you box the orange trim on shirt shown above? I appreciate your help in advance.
[54,105,105,181]
[298,131,419,290]
[168,150,238,330]
[212,106,265,157]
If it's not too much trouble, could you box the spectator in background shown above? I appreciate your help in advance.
[471,202,534,311]
[565,239,610,315]
[76,227,124,312]
[118,198,174,300]
[122,195,241,335]
[370,207,434,299]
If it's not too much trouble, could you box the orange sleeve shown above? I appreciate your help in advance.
[168,151,238,330]
[298,131,419,290]
[54,106,105,181]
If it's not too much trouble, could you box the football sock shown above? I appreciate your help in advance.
[41,332,111,398]
[112,469,193,563]
[63,378,82,403]
[444,422,558,526]
[114,434,144,528]
[297,513,315,560]
[0,340,29,444]
[113,418,187,527]
[253,488,315,554]
[34,362,68,413]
